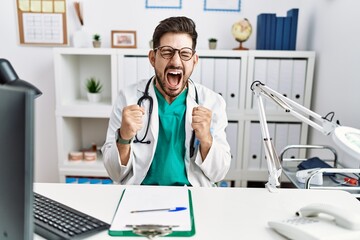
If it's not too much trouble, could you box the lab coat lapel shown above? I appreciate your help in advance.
[186,82,199,157]
[147,79,159,151]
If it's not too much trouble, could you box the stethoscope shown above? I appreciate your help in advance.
[133,77,199,158]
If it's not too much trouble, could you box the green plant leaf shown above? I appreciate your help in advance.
[86,77,103,93]
[93,34,101,41]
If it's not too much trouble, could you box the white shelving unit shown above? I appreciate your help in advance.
[54,48,315,186]
[54,48,117,182]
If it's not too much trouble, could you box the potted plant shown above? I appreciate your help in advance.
[92,34,101,48]
[86,77,102,102]
[208,38,217,49]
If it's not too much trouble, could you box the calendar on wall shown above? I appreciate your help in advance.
[17,0,68,45]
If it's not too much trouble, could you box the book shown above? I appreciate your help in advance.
[287,8,299,50]
[282,16,292,50]
[108,186,195,237]
[256,13,267,50]
[268,14,277,50]
[275,17,285,50]
[264,14,276,50]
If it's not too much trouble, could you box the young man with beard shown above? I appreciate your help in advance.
[102,16,231,187]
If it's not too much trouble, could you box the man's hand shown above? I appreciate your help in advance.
[192,106,213,160]
[119,105,145,140]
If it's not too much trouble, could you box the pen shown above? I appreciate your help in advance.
[130,207,187,213]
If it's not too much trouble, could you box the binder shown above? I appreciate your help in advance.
[275,17,285,50]
[123,56,137,87]
[268,14,277,50]
[227,58,241,108]
[109,186,195,237]
[282,17,292,50]
[266,59,280,110]
[264,14,274,49]
[287,8,299,50]
[248,122,262,170]
[274,123,289,154]
[253,59,268,109]
[256,14,267,50]
[226,121,239,170]
[191,57,202,83]
[278,59,294,100]
[291,59,307,105]
[286,123,301,159]
[214,58,228,98]
[137,56,153,81]
[200,58,215,89]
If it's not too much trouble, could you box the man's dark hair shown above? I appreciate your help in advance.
[152,16,198,50]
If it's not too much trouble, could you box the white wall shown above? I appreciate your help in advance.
[309,1,360,167]
[1,0,359,182]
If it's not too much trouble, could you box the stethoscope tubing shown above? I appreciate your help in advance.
[134,77,198,158]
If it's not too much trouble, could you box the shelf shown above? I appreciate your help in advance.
[54,47,117,55]
[61,159,106,171]
[59,154,108,180]
[59,166,108,179]
[56,99,112,118]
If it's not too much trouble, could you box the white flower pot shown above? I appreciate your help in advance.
[93,41,101,48]
[209,41,217,50]
[87,92,101,103]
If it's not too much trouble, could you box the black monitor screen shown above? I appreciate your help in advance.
[0,85,34,240]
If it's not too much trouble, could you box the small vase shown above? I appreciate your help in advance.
[87,92,101,103]
[73,26,91,48]
[209,41,217,50]
[93,41,101,48]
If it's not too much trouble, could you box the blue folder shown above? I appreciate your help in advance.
[287,8,299,50]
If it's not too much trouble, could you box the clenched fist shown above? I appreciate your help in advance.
[119,105,145,140]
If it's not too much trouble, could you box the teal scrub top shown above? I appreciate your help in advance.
[142,87,190,186]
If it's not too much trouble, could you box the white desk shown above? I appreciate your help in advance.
[34,183,360,239]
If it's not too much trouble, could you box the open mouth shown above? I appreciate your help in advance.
[166,70,183,88]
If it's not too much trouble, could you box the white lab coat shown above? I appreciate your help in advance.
[101,77,231,187]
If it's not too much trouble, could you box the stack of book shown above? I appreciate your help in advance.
[256,8,299,50]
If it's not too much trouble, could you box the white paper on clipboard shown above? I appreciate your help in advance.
[110,186,192,232]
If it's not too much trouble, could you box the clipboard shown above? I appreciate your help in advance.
[108,186,195,237]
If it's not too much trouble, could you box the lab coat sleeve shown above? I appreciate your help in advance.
[194,94,231,183]
[101,91,134,183]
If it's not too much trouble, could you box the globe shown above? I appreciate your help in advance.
[231,18,252,50]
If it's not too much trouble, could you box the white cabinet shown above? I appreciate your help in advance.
[54,48,315,186]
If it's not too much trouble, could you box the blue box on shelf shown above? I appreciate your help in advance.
[101,178,113,184]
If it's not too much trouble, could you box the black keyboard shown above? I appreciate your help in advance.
[34,192,110,240]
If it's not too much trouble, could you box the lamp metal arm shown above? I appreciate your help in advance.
[250,81,339,192]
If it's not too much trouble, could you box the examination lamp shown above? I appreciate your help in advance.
[250,81,360,192]
[0,58,42,97]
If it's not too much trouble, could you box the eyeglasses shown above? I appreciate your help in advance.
[154,46,196,61]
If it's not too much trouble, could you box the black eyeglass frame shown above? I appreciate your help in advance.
[154,46,196,61]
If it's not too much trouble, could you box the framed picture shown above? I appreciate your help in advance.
[16,0,68,45]
[111,30,137,48]
[145,0,182,9]
[204,0,241,12]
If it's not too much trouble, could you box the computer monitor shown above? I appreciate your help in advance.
[0,85,35,240]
